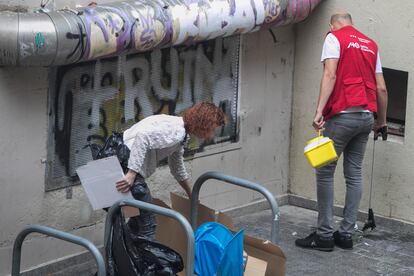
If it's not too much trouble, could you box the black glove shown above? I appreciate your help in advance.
[374,126,387,141]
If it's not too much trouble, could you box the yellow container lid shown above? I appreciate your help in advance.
[304,136,331,153]
[307,135,323,145]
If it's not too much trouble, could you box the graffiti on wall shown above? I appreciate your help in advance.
[47,36,239,190]
[80,0,324,58]
[70,0,317,64]
[81,0,290,60]
[79,0,324,60]
[0,0,321,66]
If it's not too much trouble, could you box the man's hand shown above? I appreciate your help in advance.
[375,73,388,132]
[116,169,137,193]
[374,121,387,132]
[373,121,388,140]
[313,111,325,131]
[313,58,338,131]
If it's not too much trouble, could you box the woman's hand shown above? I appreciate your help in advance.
[179,179,192,198]
[116,170,137,193]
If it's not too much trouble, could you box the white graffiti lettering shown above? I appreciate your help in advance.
[52,37,239,177]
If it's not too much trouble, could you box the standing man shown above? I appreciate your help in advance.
[116,102,226,239]
[295,12,388,251]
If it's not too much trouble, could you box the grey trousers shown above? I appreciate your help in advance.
[316,112,374,238]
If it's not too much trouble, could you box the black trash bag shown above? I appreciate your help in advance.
[106,209,140,276]
[86,132,130,172]
[128,176,157,240]
[106,209,184,276]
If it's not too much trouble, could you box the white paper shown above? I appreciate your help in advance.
[76,156,134,210]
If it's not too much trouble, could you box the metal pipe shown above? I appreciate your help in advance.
[104,198,195,276]
[0,0,322,66]
[190,171,281,244]
[12,224,105,276]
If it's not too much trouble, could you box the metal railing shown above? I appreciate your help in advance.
[104,199,195,276]
[12,173,277,275]
[12,224,105,276]
[190,171,280,244]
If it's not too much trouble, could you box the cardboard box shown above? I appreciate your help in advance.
[244,255,267,275]
[145,193,286,275]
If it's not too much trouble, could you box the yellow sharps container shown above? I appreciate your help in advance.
[304,131,338,169]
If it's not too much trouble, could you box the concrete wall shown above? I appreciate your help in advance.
[0,0,295,273]
[191,25,294,209]
[290,0,414,223]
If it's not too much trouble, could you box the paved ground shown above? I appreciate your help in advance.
[23,205,414,275]
[234,206,414,276]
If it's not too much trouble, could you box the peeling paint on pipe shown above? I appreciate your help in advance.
[0,0,321,66]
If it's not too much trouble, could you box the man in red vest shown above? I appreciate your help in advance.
[295,12,388,251]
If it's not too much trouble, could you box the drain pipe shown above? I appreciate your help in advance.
[0,0,322,66]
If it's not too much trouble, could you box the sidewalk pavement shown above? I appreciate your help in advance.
[234,205,414,276]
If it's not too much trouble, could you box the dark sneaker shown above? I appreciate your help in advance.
[295,232,334,252]
[334,231,353,249]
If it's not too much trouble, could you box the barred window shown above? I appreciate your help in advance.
[382,67,408,137]
[46,36,240,191]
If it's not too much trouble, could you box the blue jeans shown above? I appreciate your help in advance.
[316,112,374,237]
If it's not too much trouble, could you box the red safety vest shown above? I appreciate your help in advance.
[323,26,378,120]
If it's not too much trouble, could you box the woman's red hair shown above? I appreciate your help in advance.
[182,102,226,139]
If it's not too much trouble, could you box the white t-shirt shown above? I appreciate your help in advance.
[321,33,381,113]
[321,33,382,73]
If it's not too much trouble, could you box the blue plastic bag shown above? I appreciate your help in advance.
[194,222,244,276]
[217,230,244,276]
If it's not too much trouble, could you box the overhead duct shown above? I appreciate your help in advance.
[0,0,322,67]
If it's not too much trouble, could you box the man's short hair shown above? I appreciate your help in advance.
[330,13,353,24]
